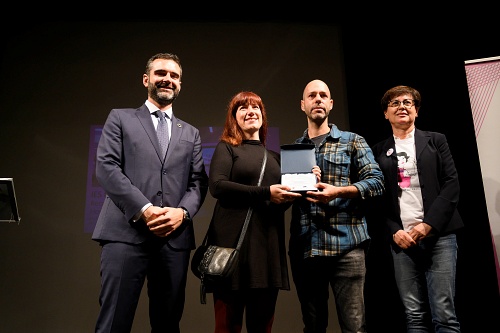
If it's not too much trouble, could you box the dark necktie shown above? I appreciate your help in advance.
[155,111,169,157]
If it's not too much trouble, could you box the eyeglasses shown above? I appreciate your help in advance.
[388,99,415,108]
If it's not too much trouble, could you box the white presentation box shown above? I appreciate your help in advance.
[280,144,318,192]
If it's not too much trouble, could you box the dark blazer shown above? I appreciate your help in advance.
[92,104,208,250]
[371,128,464,244]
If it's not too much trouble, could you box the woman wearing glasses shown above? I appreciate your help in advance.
[371,85,463,332]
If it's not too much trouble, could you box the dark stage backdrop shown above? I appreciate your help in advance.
[1,21,498,333]
[0,21,347,333]
[342,22,500,332]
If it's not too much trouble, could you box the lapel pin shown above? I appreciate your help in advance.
[386,148,394,156]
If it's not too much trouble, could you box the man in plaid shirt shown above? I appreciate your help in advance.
[288,79,384,333]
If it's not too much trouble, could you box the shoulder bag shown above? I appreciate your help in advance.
[191,149,268,304]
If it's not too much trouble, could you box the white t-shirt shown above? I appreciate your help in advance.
[394,130,424,231]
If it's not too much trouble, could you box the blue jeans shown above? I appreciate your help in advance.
[290,246,367,333]
[391,233,460,333]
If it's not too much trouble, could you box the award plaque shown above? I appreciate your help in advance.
[280,144,318,192]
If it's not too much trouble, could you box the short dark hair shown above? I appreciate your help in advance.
[145,53,182,77]
[381,85,421,111]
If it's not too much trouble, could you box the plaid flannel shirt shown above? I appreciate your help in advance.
[290,124,384,258]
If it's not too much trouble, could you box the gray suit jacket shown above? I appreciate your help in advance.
[92,104,208,250]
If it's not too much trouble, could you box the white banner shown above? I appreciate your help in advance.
[464,56,500,289]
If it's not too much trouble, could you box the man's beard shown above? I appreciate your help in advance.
[149,84,179,106]
[309,110,328,123]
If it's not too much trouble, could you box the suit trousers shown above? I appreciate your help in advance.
[95,240,190,333]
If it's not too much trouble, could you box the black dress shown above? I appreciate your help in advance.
[207,140,290,291]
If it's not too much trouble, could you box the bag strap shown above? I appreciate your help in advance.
[235,149,267,250]
[200,149,268,249]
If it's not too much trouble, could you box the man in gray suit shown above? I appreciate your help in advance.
[92,52,209,333]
